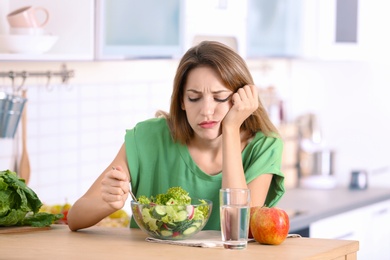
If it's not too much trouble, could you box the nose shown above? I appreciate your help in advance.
[200,98,216,116]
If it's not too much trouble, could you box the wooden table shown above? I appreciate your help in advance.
[0,225,358,260]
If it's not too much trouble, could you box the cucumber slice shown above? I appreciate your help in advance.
[165,222,177,229]
[192,221,202,228]
[153,205,167,218]
[176,210,188,222]
[183,225,199,236]
[173,219,194,232]
[160,230,173,237]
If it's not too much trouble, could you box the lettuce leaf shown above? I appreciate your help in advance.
[0,170,63,227]
[22,212,64,227]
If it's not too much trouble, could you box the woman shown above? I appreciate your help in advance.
[67,41,285,231]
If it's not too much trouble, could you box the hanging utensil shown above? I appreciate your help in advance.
[19,88,30,184]
[0,91,7,135]
[8,72,19,173]
[1,72,27,138]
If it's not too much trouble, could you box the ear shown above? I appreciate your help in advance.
[181,100,185,110]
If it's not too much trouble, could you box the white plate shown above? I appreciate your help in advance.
[0,34,59,54]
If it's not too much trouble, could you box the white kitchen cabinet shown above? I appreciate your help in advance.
[300,0,390,61]
[96,0,248,59]
[299,0,361,60]
[0,0,94,61]
[310,206,365,241]
[2,0,387,61]
[247,0,390,61]
[312,0,390,61]
[362,200,390,259]
[95,0,183,60]
[95,0,388,61]
[246,0,303,58]
[310,199,390,259]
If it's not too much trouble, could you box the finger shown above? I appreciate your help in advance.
[243,85,257,100]
[113,165,131,182]
[113,165,124,172]
[237,87,249,101]
[249,84,258,96]
[120,180,130,193]
[110,166,128,182]
[102,192,125,203]
[101,178,125,194]
[105,181,129,196]
[102,173,123,188]
[242,85,258,107]
[112,169,130,193]
[107,191,128,204]
[101,178,127,196]
[107,166,130,193]
[106,200,126,211]
[237,86,257,109]
[231,92,239,104]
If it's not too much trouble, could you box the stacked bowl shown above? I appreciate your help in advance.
[0,6,58,54]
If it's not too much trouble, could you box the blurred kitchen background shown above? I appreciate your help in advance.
[1,0,390,207]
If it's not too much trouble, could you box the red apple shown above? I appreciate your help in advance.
[249,206,289,245]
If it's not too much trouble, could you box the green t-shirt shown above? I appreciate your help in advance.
[125,117,285,230]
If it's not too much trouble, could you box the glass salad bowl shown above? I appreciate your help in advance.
[131,199,212,240]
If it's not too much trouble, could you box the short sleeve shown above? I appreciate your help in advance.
[242,133,285,207]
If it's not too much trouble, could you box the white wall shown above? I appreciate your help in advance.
[289,59,390,186]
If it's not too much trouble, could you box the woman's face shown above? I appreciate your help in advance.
[182,66,233,141]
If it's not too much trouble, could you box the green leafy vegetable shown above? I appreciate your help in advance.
[0,170,63,227]
[138,186,191,205]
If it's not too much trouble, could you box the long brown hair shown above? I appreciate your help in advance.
[159,41,279,144]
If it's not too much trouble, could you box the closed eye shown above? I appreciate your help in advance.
[189,96,230,102]
[188,97,200,102]
[187,93,232,103]
[215,93,233,103]
[215,96,231,102]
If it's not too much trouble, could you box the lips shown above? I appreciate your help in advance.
[199,121,217,129]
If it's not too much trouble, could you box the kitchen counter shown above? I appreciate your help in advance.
[1,225,358,260]
[278,186,390,232]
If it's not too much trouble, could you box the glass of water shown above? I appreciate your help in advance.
[219,188,251,249]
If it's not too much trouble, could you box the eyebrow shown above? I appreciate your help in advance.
[186,89,231,94]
